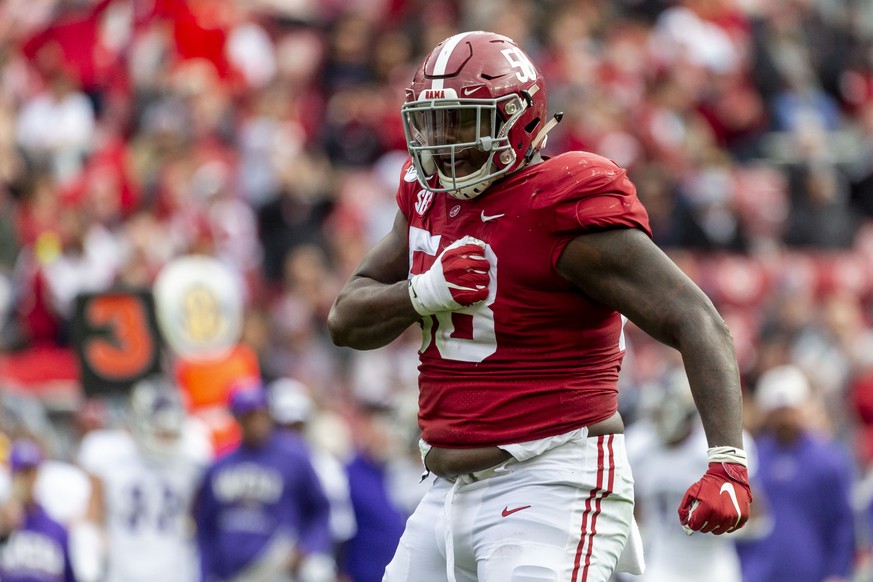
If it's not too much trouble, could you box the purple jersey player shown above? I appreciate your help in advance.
[0,440,77,582]
[193,381,333,582]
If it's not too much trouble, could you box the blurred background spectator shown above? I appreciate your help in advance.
[194,380,333,582]
[625,367,754,582]
[268,376,358,567]
[75,377,210,582]
[736,364,856,582]
[340,401,413,582]
[1,0,873,579]
[0,439,77,582]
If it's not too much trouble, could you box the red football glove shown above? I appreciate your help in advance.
[409,236,490,316]
[678,461,752,535]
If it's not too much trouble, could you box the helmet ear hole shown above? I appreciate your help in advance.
[524,117,541,134]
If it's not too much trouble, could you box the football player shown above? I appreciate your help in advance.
[268,377,358,555]
[737,365,854,582]
[74,377,211,582]
[193,381,334,582]
[625,369,760,582]
[0,439,77,582]
[328,30,751,582]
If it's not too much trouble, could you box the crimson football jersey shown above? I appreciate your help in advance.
[397,151,652,447]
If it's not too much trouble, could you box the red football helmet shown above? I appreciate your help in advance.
[402,31,555,199]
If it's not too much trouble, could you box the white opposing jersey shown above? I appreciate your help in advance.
[625,421,743,582]
[78,429,208,582]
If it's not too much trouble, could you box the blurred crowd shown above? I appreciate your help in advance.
[1,0,873,579]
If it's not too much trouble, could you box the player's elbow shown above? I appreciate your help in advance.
[327,300,373,349]
[327,314,389,350]
[679,302,736,352]
[327,303,352,347]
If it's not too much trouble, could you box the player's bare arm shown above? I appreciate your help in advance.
[328,210,420,350]
[560,227,752,535]
[556,227,743,450]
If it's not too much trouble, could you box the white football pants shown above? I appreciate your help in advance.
[383,432,640,582]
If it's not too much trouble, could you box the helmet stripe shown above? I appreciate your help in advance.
[430,32,473,90]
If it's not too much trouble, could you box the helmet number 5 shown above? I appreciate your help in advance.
[409,226,497,363]
[501,47,536,83]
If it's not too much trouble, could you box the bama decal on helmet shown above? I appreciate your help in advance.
[420,88,459,101]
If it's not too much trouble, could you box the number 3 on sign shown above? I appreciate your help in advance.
[408,227,497,363]
[84,294,155,380]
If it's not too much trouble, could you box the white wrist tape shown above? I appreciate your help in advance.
[408,236,486,316]
[707,446,747,467]
[408,272,458,316]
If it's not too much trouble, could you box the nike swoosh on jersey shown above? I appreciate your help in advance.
[481,211,505,222]
[502,505,531,517]
[720,482,742,527]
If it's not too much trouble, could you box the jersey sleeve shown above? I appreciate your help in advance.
[394,159,417,221]
[285,447,332,554]
[549,152,651,236]
[76,429,135,478]
[192,469,219,580]
[542,152,651,268]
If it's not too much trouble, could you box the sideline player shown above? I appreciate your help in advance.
[328,30,751,582]
[194,381,334,582]
[75,377,210,582]
[268,377,358,562]
[0,439,77,582]
[625,369,761,582]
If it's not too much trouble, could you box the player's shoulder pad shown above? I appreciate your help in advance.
[530,151,627,206]
[77,428,137,473]
[400,157,418,184]
[530,151,650,235]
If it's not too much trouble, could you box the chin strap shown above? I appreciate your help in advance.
[525,112,564,163]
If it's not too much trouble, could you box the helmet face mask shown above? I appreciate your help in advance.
[403,94,523,199]
[402,31,549,200]
[646,370,699,446]
[129,378,186,461]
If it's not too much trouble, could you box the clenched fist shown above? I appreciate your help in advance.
[678,449,752,535]
[409,236,490,316]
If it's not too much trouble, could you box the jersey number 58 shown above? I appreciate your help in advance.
[409,227,497,363]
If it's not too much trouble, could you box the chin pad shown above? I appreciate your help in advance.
[419,151,436,177]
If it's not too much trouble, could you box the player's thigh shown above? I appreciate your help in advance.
[383,477,451,582]
[473,488,633,582]
[476,435,635,582]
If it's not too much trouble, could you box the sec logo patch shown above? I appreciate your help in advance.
[415,190,433,216]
